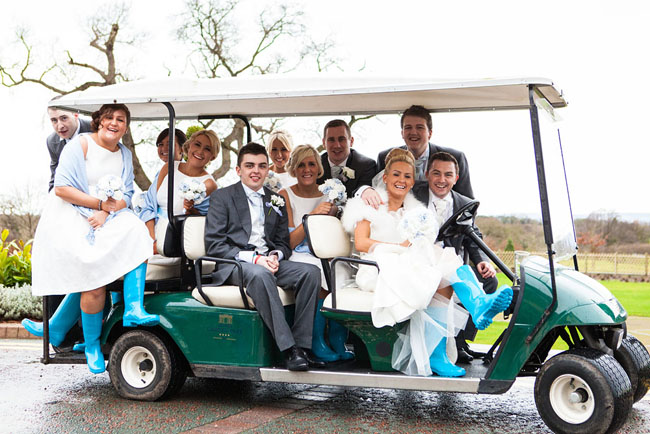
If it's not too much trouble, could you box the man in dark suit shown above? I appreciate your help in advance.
[413,151,497,362]
[47,108,92,192]
[204,142,322,371]
[317,119,377,198]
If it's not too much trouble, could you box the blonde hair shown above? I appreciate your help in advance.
[286,144,324,178]
[183,129,220,163]
[266,130,294,155]
[385,148,415,175]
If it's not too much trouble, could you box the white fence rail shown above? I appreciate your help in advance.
[495,251,650,276]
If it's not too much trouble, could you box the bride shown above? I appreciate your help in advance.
[342,148,513,377]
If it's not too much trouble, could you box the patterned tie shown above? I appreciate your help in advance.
[415,159,426,181]
[331,165,343,180]
[434,199,448,225]
[249,191,265,222]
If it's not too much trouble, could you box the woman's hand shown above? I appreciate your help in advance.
[102,197,118,213]
[310,202,333,215]
[399,239,411,247]
[88,211,108,229]
[183,199,199,215]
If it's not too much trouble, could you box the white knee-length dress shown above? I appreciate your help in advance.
[31,137,153,295]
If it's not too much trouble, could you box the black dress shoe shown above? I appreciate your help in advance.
[285,346,309,371]
[299,348,327,368]
[457,348,474,364]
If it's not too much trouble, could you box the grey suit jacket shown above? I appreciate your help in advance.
[47,118,92,191]
[377,142,474,199]
[317,148,377,197]
[204,181,291,285]
[412,183,488,266]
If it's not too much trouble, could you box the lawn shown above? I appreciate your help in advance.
[474,274,649,348]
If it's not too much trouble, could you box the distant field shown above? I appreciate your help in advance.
[474,274,648,348]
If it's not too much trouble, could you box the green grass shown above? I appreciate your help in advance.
[473,274,648,349]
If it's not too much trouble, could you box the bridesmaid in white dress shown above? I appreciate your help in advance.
[265,130,297,191]
[29,104,155,374]
[342,149,513,377]
[144,129,219,249]
[278,144,351,363]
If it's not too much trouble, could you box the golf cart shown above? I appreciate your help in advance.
[42,76,650,434]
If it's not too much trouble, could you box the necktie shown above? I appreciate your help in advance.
[249,192,264,222]
[434,200,448,224]
[415,159,426,181]
[331,165,343,180]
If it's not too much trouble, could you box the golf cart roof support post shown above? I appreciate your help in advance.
[197,114,252,144]
[526,84,558,344]
[41,296,51,363]
[163,102,177,227]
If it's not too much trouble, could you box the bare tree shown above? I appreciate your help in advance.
[0,4,153,190]
[177,0,341,179]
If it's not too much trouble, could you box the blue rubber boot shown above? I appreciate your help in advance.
[122,263,159,327]
[21,293,81,346]
[429,337,466,377]
[312,299,340,362]
[81,311,105,374]
[451,265,513,331]
[328,318,354,361]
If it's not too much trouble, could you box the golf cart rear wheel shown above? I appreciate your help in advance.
[614,335,650,403]
[109,330,186,401]
[534,348,632,434]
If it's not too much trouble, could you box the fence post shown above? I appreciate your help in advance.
[646,253,649,277]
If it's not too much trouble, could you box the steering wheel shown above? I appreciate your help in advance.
[436,200,480,243]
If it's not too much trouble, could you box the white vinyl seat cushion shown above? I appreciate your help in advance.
[323,286,373,313]
[192,285,295,309]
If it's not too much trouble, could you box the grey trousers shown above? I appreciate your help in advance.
[226,260,320,352]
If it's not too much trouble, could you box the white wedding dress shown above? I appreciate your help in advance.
[342,189,468,376]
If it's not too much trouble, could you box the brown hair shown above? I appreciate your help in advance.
[323,119,351,138]
[400,105,432,131]
[285,144,324,178]
[183,129,220,163]
[427,151,459,174]
[385,148,415,175]
[237,142,268,166]
[156,128,187,147]
[90,104,131,132]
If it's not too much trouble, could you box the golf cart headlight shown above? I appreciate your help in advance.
[605,327,624,350]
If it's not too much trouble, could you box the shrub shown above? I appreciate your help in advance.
[0,229,32,287]
[0,285,42,320]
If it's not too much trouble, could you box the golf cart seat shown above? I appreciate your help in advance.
[182,216,295,309]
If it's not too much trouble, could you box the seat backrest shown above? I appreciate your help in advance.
[182,216,207,260]
[304,215,351,259]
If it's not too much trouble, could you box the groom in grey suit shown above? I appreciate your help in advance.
[47,108,91,192]
[204,142,322,371]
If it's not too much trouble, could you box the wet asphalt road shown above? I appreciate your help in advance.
[1,339,649,434]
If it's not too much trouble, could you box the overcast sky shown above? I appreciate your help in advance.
[1,0,649,218]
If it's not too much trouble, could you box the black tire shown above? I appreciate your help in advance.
[108,330,187,401]
[534,348,633,434]
[614,335,650,403]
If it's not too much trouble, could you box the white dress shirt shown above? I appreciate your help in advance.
[428,190,453,224]
[236,184,284,263]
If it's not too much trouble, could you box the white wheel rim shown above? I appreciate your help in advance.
[121,346,156,389]
[548,374,595,424]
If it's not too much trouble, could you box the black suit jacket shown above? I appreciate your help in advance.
[46,118,92,191]
[317,148,377,198]
[204,182,291,285]
[377,143,474,199]
[412,183,488,266]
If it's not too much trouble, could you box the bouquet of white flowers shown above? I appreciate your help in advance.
[398,208,440,245]
[179,179,207,205]
[96,174,125,202]
[263,171,283,192]
[318,178,347,205]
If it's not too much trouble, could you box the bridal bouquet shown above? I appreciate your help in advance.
[398,208,440,244]
[318,178,347,205]
[96,174,125,201]
[179,179,207,204]
[263,171,283,192]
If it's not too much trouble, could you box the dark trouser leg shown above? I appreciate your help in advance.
[456,267,499,354]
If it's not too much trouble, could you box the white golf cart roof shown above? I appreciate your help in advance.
[48,75,566,120]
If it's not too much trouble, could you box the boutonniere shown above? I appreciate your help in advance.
[342,167,355,180]
[266,194,285,216]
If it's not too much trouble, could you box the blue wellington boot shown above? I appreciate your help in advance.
[81,311,105,374]
[429,337,466,377]
[451,265,513,331]
[328,318,354,361]
[21,293,81,346]
[122,263,159,327]
[312,299,340,362]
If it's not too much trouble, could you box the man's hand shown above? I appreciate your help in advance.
[88,211,108,229]
[257,255,279,274]
[361,187,384,209]
[477,261,496,279]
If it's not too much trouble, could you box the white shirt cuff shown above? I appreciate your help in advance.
[236,251,256,263]
[268,249,284,261]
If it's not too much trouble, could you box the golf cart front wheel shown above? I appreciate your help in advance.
[109,330,186,401]
[534,348,632,434]
[614,335,650,403]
